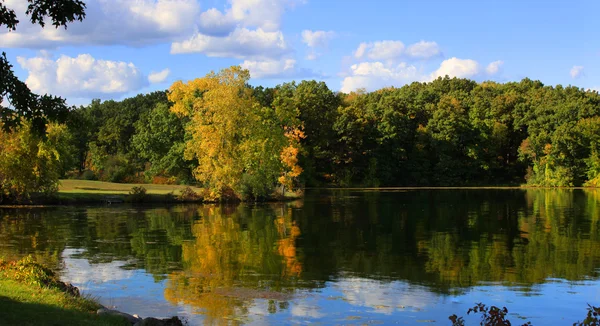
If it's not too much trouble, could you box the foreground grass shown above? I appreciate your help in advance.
[0,257,129,326]
[0,280,129,326]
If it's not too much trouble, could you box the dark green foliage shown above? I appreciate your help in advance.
[1,0,86,135]
[59,75,600,188]
[132,102,193,183]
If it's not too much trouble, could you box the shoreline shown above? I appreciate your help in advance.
[1,184,597,207]
[0,257,184,326]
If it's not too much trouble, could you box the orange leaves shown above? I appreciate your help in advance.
[278,127,305,191]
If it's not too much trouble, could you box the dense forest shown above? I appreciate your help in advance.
[2,66,600,202]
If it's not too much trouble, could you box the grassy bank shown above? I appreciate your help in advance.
[0,257,129,326]
[56,179,205,204]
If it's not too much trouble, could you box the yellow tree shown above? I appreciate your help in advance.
[0,123,69,203]
[168,66,304,200]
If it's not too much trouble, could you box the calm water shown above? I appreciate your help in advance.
[1,189,600,325]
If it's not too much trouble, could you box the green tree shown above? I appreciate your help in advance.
[132,102,193,183]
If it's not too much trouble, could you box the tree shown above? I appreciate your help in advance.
[168,66,303,200]
[132,102,193,183]
[0,122,67,203]
[1,0,86,135]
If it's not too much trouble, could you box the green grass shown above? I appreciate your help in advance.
[59,179,203,195]
[0,257,129,326]
[0,280,129,326]
[56,180,205,204]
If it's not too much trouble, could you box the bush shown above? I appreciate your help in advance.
[177,186,202,202]
[127,186,148,203]
[80,170,97,180]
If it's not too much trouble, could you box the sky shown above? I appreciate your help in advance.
[2,0,599,106]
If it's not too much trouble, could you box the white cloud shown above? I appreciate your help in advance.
[570,65,584,79]
[148,68,171,83]
[197,8,237,37]
[353,40,441,61]
[302,30,335,48]
[0,0,200,48]
[17,54,147,98]
[354,43,369,59]
[171,27,289,59]
[302,30,335,60]
[355,41,405,60]
[241,58,318,79]
[341,57,492,93]
[340,61,421,93]
[431,57,481,79]
[486,60,504,75]
[405,41,441,59]
[172,0,305,60]
[227,0,302,32]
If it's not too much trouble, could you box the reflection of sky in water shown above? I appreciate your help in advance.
[59,247,600,325]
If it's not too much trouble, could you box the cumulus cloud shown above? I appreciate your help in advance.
[354,40,441,61]
[341,57,500,93]
[405,41,442,59]
[355,41,405,60]
[241,58,319,79]
[570,65,584,79]
[171,28,289,59]
[340,61,421,93]
[431,57,481,79]
[148,68,171,83]
[486,60,504,75]
[16,54,148,98]
[302,30,335,60]
[171,0,305,60]
[0,0,200,48]
[302,30,335,48]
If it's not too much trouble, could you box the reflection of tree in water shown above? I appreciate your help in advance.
[164,203,306,325]
[1,190,600,313]
[297,189,600,294]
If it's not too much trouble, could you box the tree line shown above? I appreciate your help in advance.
[2,66,600,202]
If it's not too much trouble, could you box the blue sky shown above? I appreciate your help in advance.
[2,0,598,106]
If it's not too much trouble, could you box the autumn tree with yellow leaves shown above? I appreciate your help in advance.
[168,66,303,200]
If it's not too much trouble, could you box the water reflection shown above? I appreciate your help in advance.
[0,189,599,324]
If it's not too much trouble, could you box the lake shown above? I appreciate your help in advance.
[1,189,599,325]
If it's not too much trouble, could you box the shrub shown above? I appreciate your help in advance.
[177,186,202,202]
[127,186,148,203]
[80,170,97,180]
[574,304,600,326]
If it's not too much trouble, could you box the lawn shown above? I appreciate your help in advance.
[59,180,203,195]
[56,180,204,204]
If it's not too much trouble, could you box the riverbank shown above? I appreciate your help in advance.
[0,257,129,326]
[7,180,302,206]
[55,180,206,204]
